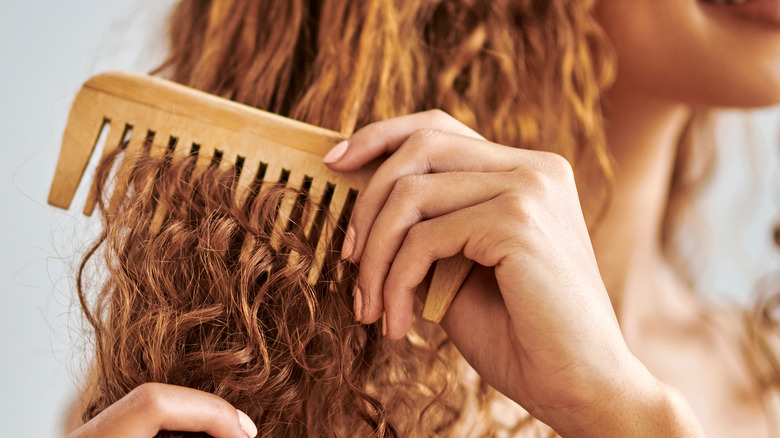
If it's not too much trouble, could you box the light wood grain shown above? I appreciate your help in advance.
[48,71,468,324]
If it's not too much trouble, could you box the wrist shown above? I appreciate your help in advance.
[560,360,706,437]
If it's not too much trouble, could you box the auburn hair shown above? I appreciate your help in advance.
[73,0,780,436]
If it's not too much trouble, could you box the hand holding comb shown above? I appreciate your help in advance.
[48,71,473,323]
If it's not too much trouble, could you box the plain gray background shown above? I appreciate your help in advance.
[0,1,173,436]
[0,1,777,436]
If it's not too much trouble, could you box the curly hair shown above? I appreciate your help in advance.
[79,145,496,436]
[73,0,780,436]
[155,0,614,183]
[74,1,612,435]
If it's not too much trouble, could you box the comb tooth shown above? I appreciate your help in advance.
[82,121,128,216]
[304,179,332,285]
[219,152,242,212]
[234,157,261,208]
[239,234,257,265]
[171,136,195,162]
[286,244,302,271]
[149,203,167,234]
[218,151,236,173]
[302,177,326,237]
[308,184,352,284]
[189,144,215,181]
[270,170,299,252]
[285,173,320,273]
[106,127,149,218]
[263,161,287,250]
[148,131,172,159]
[148,134,178,234]
[262,161,284,187]
[329,184,354,229]
[150,136,196,230]
[216,151,238,197]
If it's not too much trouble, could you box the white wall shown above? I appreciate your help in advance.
[699,110,780,304]
[0,2,777,436]
[0,1,172,436]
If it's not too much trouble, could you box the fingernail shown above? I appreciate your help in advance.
[341,225,355,260]
[236,409,257,438]
[353,284,363,322]
[382,312,388,337]
[323,140,348,164]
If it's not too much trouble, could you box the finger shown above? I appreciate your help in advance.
[345,131,527,263]
[323,109,483,171]
[356,171,511,323]
[381,196,519,339]
[68,383,256,438]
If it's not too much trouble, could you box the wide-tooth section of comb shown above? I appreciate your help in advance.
[49,90,106,212]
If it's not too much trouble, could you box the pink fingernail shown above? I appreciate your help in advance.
[353,284,363,322]
[341,225,356,260]
[236,409,257,438]
[323,140,348,164]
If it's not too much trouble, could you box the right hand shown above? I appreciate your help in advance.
[67,383,257,438]
[324,110,705,437]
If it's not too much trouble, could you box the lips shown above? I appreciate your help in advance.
[700,0,780,28]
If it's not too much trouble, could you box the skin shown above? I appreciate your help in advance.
[592,1,780,436]
[66,383,257,438]
[67,0,780,436]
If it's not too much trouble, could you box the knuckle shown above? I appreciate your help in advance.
[355,120,387,143]
[408,128,439,145]
[524,168,552,193]
[206,396,235,421]
[351,192,381,228]
[503,192,536,220]
[540,152,575,181]
[398,130,437,164]
[392,174,425,198]
[127,383,165,414]
[426,108,453,123]
[405,221,429,245]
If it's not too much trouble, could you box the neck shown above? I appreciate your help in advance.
[590,89,698,329]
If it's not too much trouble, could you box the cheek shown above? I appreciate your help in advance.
[597,0,780,108]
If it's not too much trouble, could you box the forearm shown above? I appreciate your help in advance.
[557,364,706,437]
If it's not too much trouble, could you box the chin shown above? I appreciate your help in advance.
[686,67,780,109]
[596,0,780,109]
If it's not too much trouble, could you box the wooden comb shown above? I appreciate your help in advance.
[47,71,472,323]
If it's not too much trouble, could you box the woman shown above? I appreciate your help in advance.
[67,0,780,436]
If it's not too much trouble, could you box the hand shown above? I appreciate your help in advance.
[67,383,257,438]
[324,110,705,437]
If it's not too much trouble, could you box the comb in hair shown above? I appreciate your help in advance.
[48,71,472,323]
